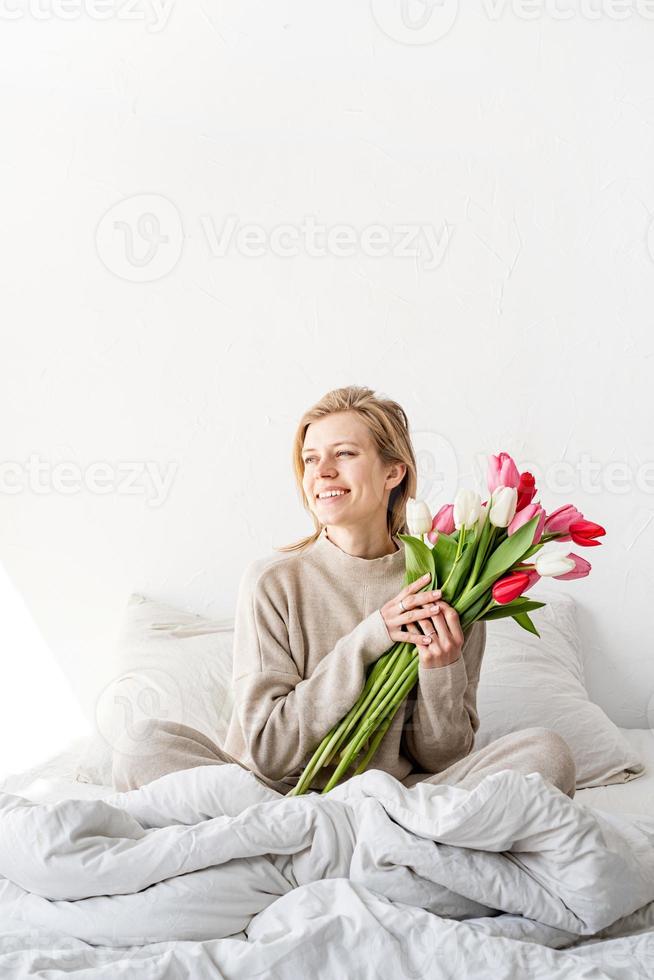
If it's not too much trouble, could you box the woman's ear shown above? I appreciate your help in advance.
[386,461,406,490]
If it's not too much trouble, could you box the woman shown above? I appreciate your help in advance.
[112,386,575,798]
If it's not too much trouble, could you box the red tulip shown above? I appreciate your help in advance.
[427,503,455,544]
[508,503,546,544]
[516,471,537,511]
[515,562,541,591]
[543,504,584,541]
[487,452,520,495]
[554,554,591,580]
[569,520,606,548]
[492,571,531,605]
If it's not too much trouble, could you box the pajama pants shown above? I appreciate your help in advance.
[111,720,576,799]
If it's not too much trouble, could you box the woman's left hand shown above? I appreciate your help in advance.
[404,598,465,669]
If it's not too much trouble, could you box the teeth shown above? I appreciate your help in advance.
[318,490,348,498]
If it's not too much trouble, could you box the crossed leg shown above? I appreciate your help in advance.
[111,718,289,795]
[402,726,577,798]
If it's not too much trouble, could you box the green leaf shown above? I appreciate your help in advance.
[482,599,546,621]
[459,590,493,630]
[431,531,457,587]
[456,516,540,615]
[442,540,477,604]
[513,611,540,637]
[397,534,436,588]
[478,516,540,582]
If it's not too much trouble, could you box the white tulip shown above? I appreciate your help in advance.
[406,498,432,536]
[489,486,518,528]
[477,501,488,529]
[453,489,481,530]
[535,552,576,577]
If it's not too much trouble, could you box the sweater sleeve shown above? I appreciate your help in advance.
[231,562,394,782]
[402,620,487,774]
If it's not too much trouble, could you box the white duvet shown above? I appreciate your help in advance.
[1,764,653,978]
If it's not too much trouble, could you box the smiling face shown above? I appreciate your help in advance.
[302,411,405,532]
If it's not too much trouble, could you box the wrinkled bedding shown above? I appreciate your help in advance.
[1,762,654,978]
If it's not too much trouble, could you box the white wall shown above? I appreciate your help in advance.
[1,2,654,766]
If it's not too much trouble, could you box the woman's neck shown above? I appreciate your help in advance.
[324,524,399,560]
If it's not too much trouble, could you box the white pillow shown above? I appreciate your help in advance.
[80,594,236,785]
[575,729,654,816]
[475,589,644,789]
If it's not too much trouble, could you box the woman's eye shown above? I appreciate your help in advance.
[303,451,353,464]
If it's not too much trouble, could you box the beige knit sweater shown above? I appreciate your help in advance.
[223,525,487,792]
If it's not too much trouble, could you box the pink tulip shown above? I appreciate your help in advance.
[487,452,520,495]
[543,504,584,541]
[427,503,455,544]
[554,554,591,580]
[508,503,546,544]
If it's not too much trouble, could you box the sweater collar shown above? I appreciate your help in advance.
[310,525,406,584]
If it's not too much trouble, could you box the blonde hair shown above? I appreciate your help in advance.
[277,385,418,553]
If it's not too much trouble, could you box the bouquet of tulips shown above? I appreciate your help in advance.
[288,451,606,797]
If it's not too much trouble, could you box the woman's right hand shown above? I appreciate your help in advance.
[380,574,443,647]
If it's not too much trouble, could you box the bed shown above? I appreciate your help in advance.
[0,592,652,978]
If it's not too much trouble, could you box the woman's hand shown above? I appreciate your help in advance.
[405,597,465,669]
[380,574,464,669]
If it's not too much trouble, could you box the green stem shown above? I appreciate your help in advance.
[351,662,420,778]
[459,591,493,630]
[288,643,407,796]
[440,525,467,596]
[322,653,418,793]
[467,524,496,593]
[322,644,405,767]
[334,657,418,793]
[288,727,336,796]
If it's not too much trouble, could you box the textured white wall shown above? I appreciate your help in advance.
[1,2,653,752]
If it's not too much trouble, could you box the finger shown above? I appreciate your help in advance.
[429,609,450,641]
[442,607,464,646]
[429,611,459,654]
[399,588,442,610]
[400,575,436,599]
[405,621,434,646]
[395,602,442,628]
[389,590,441,628]
[435,602,464,646]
